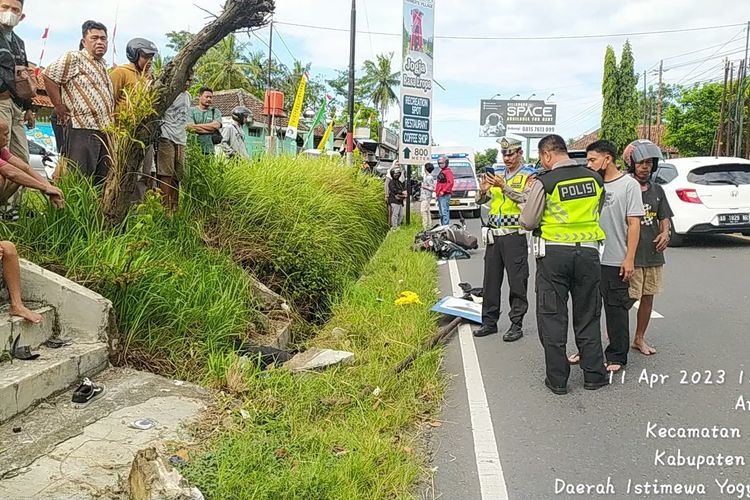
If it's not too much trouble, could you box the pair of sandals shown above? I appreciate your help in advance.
[8,335,71,360]
[567,352,624,372]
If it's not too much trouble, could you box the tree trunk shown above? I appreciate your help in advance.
[101,0,275,228]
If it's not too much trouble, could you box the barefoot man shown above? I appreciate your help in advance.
[0,120,65,323]
[628,139,672,355]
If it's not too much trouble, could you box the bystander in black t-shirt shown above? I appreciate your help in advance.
[635,181,674,267]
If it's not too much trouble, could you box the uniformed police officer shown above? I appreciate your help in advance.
[474,137,536,341]
[519,134,608,395]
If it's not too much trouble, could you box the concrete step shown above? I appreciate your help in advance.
[0,342,108,423]
[0,367,211,499]
[0,303,57,354]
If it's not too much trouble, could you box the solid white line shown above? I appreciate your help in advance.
[631,301,664,319]
[448,258,509,500]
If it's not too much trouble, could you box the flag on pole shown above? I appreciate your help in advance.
[35,26,50,77]
[302,94,331,150]
[111,5,119,68]
[318,119,334,151]
[285,72,309,141]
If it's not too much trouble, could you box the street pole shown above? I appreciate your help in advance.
[746,94,750,159]
[346,0,356,166]
[266,19,274,154]
[718,59,729,156]
[726,62,734,157]
[735,60,745,157]
[656,59,663,128]
[642,70,647,134]
[525,137,531,163]
[740,21,750,157]
[406,165,412,224]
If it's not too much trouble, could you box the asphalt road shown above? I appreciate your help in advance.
[427,209,750,500]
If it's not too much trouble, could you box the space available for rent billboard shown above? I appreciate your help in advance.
[478,99,557,137]
[399,0,434,165]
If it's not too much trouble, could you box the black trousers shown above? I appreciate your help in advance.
[65,128,111,184]
[481,232,529,331]
[536,245,607,388]
[601,265,636,366]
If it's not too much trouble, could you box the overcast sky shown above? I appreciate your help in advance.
[17,0,750,155]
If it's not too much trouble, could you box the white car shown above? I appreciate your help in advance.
[27,139,57,180]
[654,156,750,246]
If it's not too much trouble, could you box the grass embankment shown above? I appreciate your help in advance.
[182,222,443,499]
[2,152,387,379]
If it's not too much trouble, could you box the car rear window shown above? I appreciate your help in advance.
[687,164,750,186]
[655,163,678,185]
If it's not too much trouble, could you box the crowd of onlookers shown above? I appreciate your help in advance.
[0,0,255,323]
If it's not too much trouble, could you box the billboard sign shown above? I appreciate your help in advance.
[479,99,557,137]
[399,0,435,165]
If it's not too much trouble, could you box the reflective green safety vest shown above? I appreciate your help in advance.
[538,164,606,243]
[488,165,537,229]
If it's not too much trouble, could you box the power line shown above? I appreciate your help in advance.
[274,29,298,64]
[274,20,746,41]
[676,27,746,85]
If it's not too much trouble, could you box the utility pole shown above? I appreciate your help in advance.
[642,70,648,136]
[735,60,745,157]
[656,60,664,128]
[718,59,729,156]
[746,94,750,159]
[346,0,356,166]
[266,19,274,153]
[738,21,750,157]
[726,62,734,157]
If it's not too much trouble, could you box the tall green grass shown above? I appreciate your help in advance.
[3,174,261,378]
[181,223,442,499]
[2,152,388,378]
[182,151,389,321]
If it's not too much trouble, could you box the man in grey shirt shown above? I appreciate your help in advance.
[573,140,643,372]
[157,77,192,212]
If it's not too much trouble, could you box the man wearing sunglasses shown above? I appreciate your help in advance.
[473,136,537,341]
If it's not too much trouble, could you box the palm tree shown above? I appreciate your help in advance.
[195,34,253,91]
[361,52,400,140]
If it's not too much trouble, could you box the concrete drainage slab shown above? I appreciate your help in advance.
[0,368,211,500]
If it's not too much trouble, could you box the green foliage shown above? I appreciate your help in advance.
[600,41,640,153]
[165,30,194,53]
[3,174,261,379]
[181,223,442,499]
[637,83,681,125]
[361,52,401,130]
[475,148,498,168]
[664,82,724,156]
[181,152,388,321]
[195,35,256,92]
[618,41,639,150]
[600,46,619,144]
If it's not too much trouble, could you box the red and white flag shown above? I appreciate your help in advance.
[36,25,50,77]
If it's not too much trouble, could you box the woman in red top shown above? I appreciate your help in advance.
[434,156,454,225]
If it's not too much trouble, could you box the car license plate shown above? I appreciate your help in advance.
[449,199,461,206]
[718,213,750,225]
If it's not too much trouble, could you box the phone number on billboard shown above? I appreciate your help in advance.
[509,126,556,133]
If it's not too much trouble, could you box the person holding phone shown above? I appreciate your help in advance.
[473,136,537,341]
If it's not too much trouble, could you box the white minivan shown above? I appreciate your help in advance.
[427,146,481,218]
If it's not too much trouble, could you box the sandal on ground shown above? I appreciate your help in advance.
[606,362,624,373]
[567,352,580,365]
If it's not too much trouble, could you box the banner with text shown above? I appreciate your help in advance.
[285,73,308,141]
[479,99,557,137]
[399,0,434,165]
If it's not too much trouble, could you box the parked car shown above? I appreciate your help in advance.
[27,139,57,180]
[653,156,750,246]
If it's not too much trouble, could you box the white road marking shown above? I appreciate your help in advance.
[631,301,664,319]
[448,258,509,500]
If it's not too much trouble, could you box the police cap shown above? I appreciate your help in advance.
[497,136,522,155]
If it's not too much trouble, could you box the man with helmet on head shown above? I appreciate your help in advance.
[110,38,159,201]
[625,139,673,357]
[110,38,158,112]
[219,106,251,159]
[473,136,537,341]
[434,155,454,225]
[387,164,407,229]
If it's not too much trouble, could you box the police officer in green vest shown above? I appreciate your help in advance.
[473,136,537,341]
[520,134,608,395]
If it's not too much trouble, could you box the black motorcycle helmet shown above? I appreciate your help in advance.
[231,106,252,125]
[126,38,158,65]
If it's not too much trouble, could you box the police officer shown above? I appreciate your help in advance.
[474,137,536,341]
[519,134,608,395]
